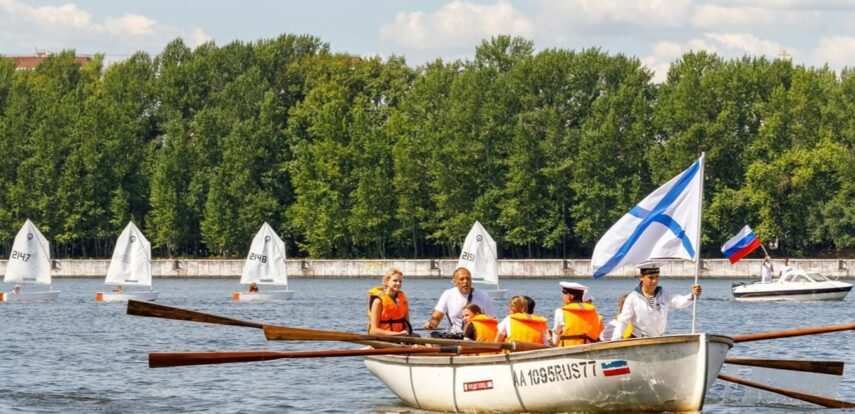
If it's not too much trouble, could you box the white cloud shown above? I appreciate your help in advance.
[531,0,692,29]
[379,0,533,51]
[0,0,210,56]
[713,0,855,10]
[812,36,855,69]
[691,4,822,30]
[643,33,789,83]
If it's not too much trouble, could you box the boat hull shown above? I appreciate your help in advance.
[96,291,159,302]
[0,290,60,302]
[365,334,731,413]
[485,288,507,300]
[732,283,852,301]
[232,290,294,301]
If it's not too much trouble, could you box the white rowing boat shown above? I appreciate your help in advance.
[1,219,59,303]
[97,221,159,302]
[365,333,732,413]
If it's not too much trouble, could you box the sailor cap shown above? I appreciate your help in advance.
[582,290,594,302]
[559,281,589,292]
[637,261,661,274]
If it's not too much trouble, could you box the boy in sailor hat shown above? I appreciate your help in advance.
[609,261,701,341]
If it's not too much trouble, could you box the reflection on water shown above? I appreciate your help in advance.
[0,277,852,413]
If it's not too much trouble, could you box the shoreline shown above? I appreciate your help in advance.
[2,258,852,279]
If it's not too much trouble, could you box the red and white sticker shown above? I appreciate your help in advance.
[463,380,494,392]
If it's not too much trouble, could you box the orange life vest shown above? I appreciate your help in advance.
[367,287,410,334]
[508,313,548,344]
[558,302,604,346]
[470,314,499,342]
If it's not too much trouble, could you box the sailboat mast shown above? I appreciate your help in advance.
[691,152,706,333]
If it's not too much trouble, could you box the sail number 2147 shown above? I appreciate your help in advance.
[11,250,31,262]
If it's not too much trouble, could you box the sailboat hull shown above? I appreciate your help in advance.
[96,291,159,302]
[486,288,508,300]
[233,290,294,301]
[0,290,60,302]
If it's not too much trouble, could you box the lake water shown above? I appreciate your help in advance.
[0,277,852,413]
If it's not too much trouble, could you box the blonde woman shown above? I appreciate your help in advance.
[368,269,411,336]
[495,295,549,344]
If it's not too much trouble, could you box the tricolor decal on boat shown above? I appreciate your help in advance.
[463,380,493,392]
[601,360,631,377]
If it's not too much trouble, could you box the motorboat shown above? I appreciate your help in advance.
[365,333,732,413]
[732,268,852,301]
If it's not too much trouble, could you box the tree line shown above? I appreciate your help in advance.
[1,34,853,260]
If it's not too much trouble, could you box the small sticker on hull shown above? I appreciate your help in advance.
[463,380,494,392]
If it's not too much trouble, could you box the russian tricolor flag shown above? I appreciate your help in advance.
[721,225,762,264]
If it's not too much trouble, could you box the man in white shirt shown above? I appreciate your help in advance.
[424,267,495,334]
[610,261,701,341]
[761,256,773,283]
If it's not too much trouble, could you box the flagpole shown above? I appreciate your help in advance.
[691,152,705,334]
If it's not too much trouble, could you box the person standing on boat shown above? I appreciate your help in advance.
[368,268,412,336]
[423,267,495,337]
[610,262,701,341]
[461,304,498,342]
[779,257,793,278]
[552,282,603,346]
[495,295,549,344]
[761,256,774,283]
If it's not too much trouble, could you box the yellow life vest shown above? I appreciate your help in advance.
[470,314,499,342]
[508,313,548,344]
[367,287,410,333]
[558,302,604,346]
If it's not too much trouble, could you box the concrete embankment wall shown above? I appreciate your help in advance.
[1,258,852,279]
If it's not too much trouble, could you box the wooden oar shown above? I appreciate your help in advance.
[125,300,398,349]
[127,300,263,328]
[732,324,854,343]
[725,358,844,376]
[126,300,547,352]
[718,373,855,409]
[262,325,547,352]
[150,346,496,368]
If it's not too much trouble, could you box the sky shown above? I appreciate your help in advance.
[2,0,855,82]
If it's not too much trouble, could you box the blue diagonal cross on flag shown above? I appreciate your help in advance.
[592,155,704,278]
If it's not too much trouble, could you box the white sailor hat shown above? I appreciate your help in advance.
[559,281,589,292]
[582,290,594,302]
[637,261,661,275]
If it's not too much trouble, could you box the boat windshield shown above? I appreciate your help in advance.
[807,272,829,282]
[790,273,810,283]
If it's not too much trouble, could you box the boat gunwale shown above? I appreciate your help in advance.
[365,333,733,366]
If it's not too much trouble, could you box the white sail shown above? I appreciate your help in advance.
[457,221,498,285]
[240,222,287,286]
[105,221,152,287]
[5,219,52,285]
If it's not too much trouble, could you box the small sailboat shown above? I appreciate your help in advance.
[1,219,60,302]
[232,222,294,301]
[457,221,506,299]
[96,221,158,302]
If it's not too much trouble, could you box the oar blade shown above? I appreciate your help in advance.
[127,300,263,329]
[725,358,844,376]
[732,324,854,343]
[718,373,855,409]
